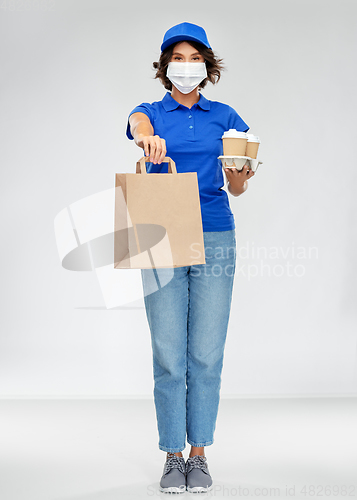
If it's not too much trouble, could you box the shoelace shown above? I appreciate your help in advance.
[185,455,210,475]
[163,454,186,476]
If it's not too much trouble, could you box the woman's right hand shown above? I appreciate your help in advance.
[140,134,167,164]
[129,113,167,164]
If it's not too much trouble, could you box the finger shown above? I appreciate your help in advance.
[157,138,166,164]
[156,137,166,163]
[225,167,234,177]
[148,139,157,162]
[153,136,164,163]
[142,137,150,158]
[234,167,244,175]
[239,165,249,179]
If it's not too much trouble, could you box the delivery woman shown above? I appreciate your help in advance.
[126,22,254,494]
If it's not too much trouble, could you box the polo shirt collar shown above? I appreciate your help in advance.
[162,91,211,112]
[196,93,210,111]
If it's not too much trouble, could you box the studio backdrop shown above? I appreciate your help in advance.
[1,0,356,397]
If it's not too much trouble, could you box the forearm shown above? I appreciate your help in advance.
[128,113,166,163]
[228,180,248,197]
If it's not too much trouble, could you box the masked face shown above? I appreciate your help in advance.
[166,61,207,94]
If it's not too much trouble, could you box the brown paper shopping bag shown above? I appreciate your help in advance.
[114,156,205,269]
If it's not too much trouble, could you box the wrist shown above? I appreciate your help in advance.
[135,133,146,149]
[228,179,248,196]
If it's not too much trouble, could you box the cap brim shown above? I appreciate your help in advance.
[161,35,211,52]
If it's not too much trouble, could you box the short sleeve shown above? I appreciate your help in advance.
[126,103,155,140]
[227,105,249,133]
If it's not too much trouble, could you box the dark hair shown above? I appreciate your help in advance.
[153,40,224,91]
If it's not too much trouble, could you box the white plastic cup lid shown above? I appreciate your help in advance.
[246,134,260,143]
[222,129,248,139]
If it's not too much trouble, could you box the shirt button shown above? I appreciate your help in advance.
[188,115,192,119]
[189,125,193,129]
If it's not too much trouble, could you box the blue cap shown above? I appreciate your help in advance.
[161,22,211,52]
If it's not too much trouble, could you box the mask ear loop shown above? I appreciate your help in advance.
[199,61,208,90]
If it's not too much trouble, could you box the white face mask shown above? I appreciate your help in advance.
[166,62,207,94]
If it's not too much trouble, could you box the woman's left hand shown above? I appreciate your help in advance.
[224,164,255,196]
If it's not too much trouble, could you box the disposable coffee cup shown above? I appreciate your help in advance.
[245,134,261,159]
[222,129,248,156]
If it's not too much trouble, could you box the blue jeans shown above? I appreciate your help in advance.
[141,229,236,452]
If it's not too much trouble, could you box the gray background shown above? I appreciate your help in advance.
[1,0,356,397]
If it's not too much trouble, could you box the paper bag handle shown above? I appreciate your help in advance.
[136,156,177,174]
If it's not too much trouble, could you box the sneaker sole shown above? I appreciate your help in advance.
[159,485,186,494]
[187,484,214,493]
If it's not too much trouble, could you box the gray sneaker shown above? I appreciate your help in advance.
[186,455,213,493]
[159,453,186,493]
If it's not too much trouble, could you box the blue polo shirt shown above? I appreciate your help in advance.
[126,91,249,232]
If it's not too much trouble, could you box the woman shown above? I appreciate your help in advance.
[126,22,255,494]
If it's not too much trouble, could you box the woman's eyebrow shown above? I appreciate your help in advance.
[172,51,201,56]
